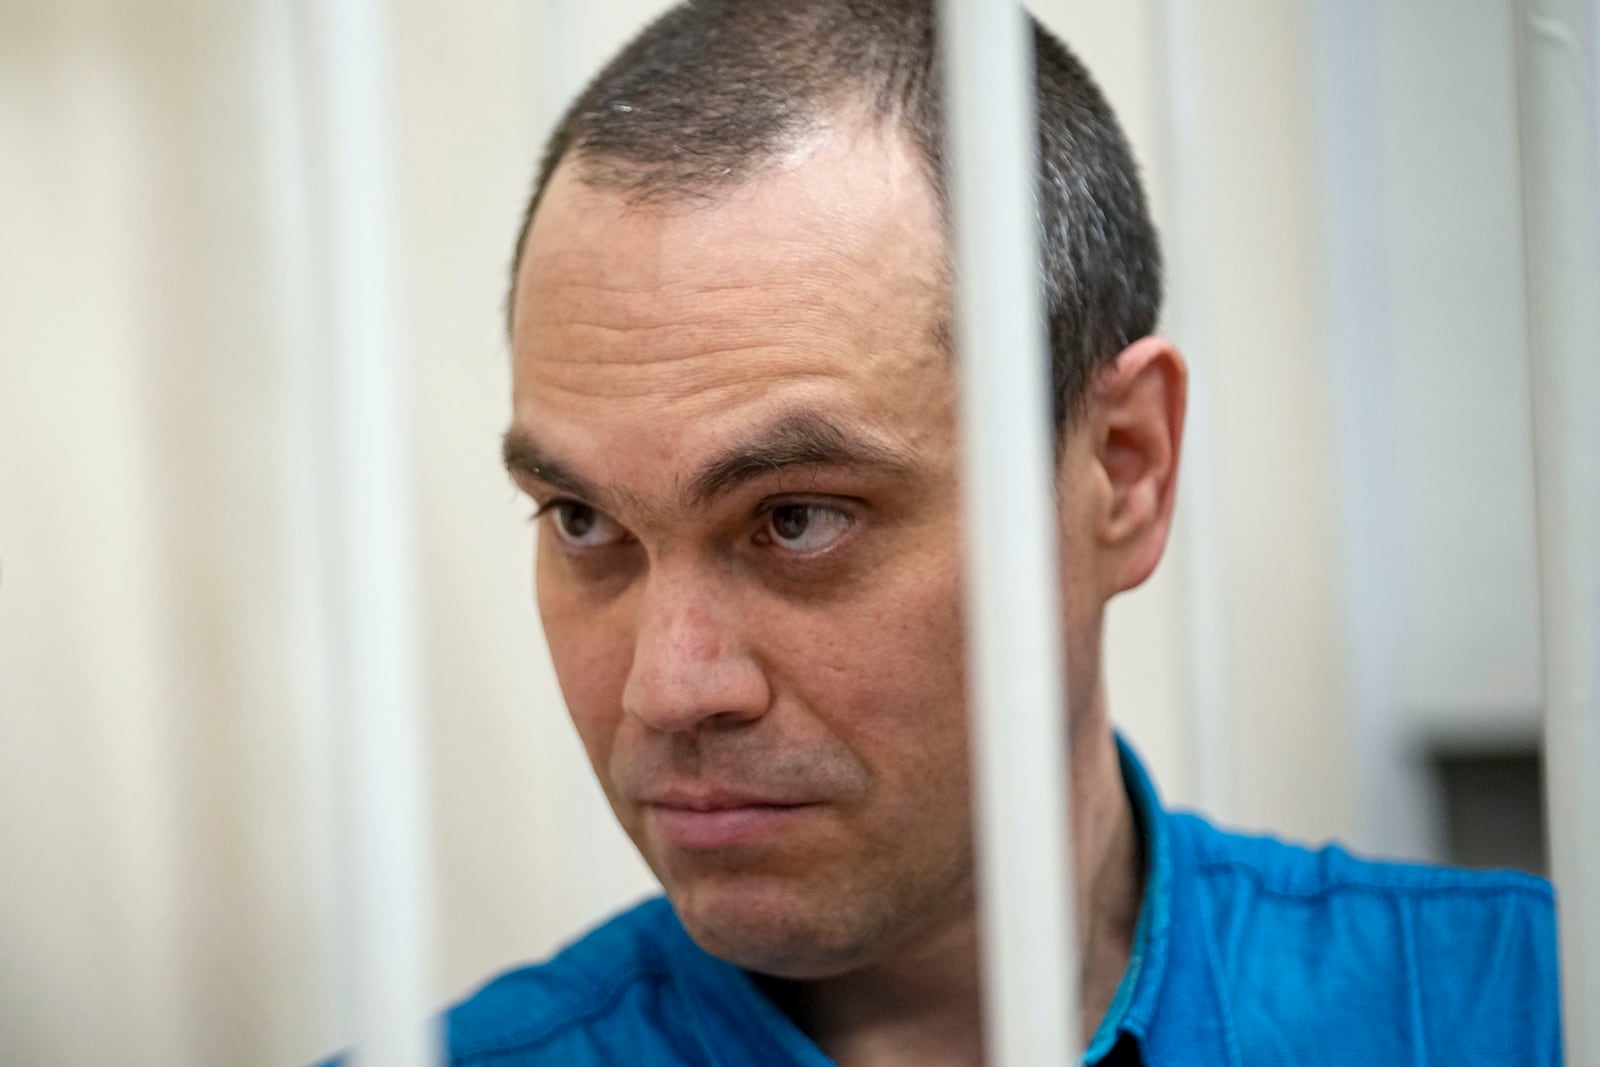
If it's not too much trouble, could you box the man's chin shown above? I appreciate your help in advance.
[666,881,880,980]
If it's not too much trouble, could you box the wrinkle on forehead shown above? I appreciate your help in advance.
[530,356,850,413]
[518,244,936,375]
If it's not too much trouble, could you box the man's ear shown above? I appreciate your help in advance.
[1084,336,1187,596]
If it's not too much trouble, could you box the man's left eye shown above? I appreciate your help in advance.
[762,504,853,553]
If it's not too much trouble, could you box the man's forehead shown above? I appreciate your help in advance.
[510,122,946,334]
[503,120,962,517]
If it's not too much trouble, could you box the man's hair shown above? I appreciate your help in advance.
[510,0,1162,432]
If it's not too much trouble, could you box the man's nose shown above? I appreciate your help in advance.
[620,568,771,734]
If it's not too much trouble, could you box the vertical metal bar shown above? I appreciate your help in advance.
[252,0,345,1044]
[310,0,441,1063]
[938,2,1080,1065]
[1514,0,1600,1059]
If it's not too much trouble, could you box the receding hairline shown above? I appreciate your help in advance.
[507,110,956,355]
[507,105,948,335]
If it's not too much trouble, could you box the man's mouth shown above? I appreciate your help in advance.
[642,789,819,850]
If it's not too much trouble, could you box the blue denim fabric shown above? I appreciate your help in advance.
[337,740,1562,1065]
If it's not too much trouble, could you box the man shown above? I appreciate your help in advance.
[467,2,1561,1064]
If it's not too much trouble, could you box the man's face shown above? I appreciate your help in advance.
[507,126,983,978]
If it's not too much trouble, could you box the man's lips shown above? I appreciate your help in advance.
[642,787,814,811]
[641,789,820,850]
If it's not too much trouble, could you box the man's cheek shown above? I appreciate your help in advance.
[545,632,630,756]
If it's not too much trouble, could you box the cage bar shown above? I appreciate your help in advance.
[252,0,344,1044]
[1514,0,1600,1059]
[310,0,441,1063]
[938,2,1082,1064]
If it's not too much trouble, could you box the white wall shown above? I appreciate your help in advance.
[1,3,309,1063]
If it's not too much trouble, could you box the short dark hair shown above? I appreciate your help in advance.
[509,0,1162,432]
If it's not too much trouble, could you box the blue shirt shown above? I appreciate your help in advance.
[417,741,1564,1065]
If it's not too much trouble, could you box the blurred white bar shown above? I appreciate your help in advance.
[938,2,1080,1065]
[252,0,345,1042]
[1514,0,1600,1059]
[309,0,441,1063]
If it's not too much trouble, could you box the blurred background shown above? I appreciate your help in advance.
[0,0,1563,1063]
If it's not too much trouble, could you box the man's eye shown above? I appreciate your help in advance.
[762,504,853,553]
[544,502,628,548]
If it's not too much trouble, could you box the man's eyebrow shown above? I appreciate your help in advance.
[501,429,595,500]
[688,412,917,506]
[501,413,916,513]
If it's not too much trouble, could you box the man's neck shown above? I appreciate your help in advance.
[1070,718,1144,1045]
[761,714,1143,1067]
[757,914,987,1067]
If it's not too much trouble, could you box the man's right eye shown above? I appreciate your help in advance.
[541,501,629,549]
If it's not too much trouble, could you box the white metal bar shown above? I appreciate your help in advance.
[1514,0,1600,1059]
[252,0,345,1043]
[309,0,441,1063]
[938,3,1080,1065]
